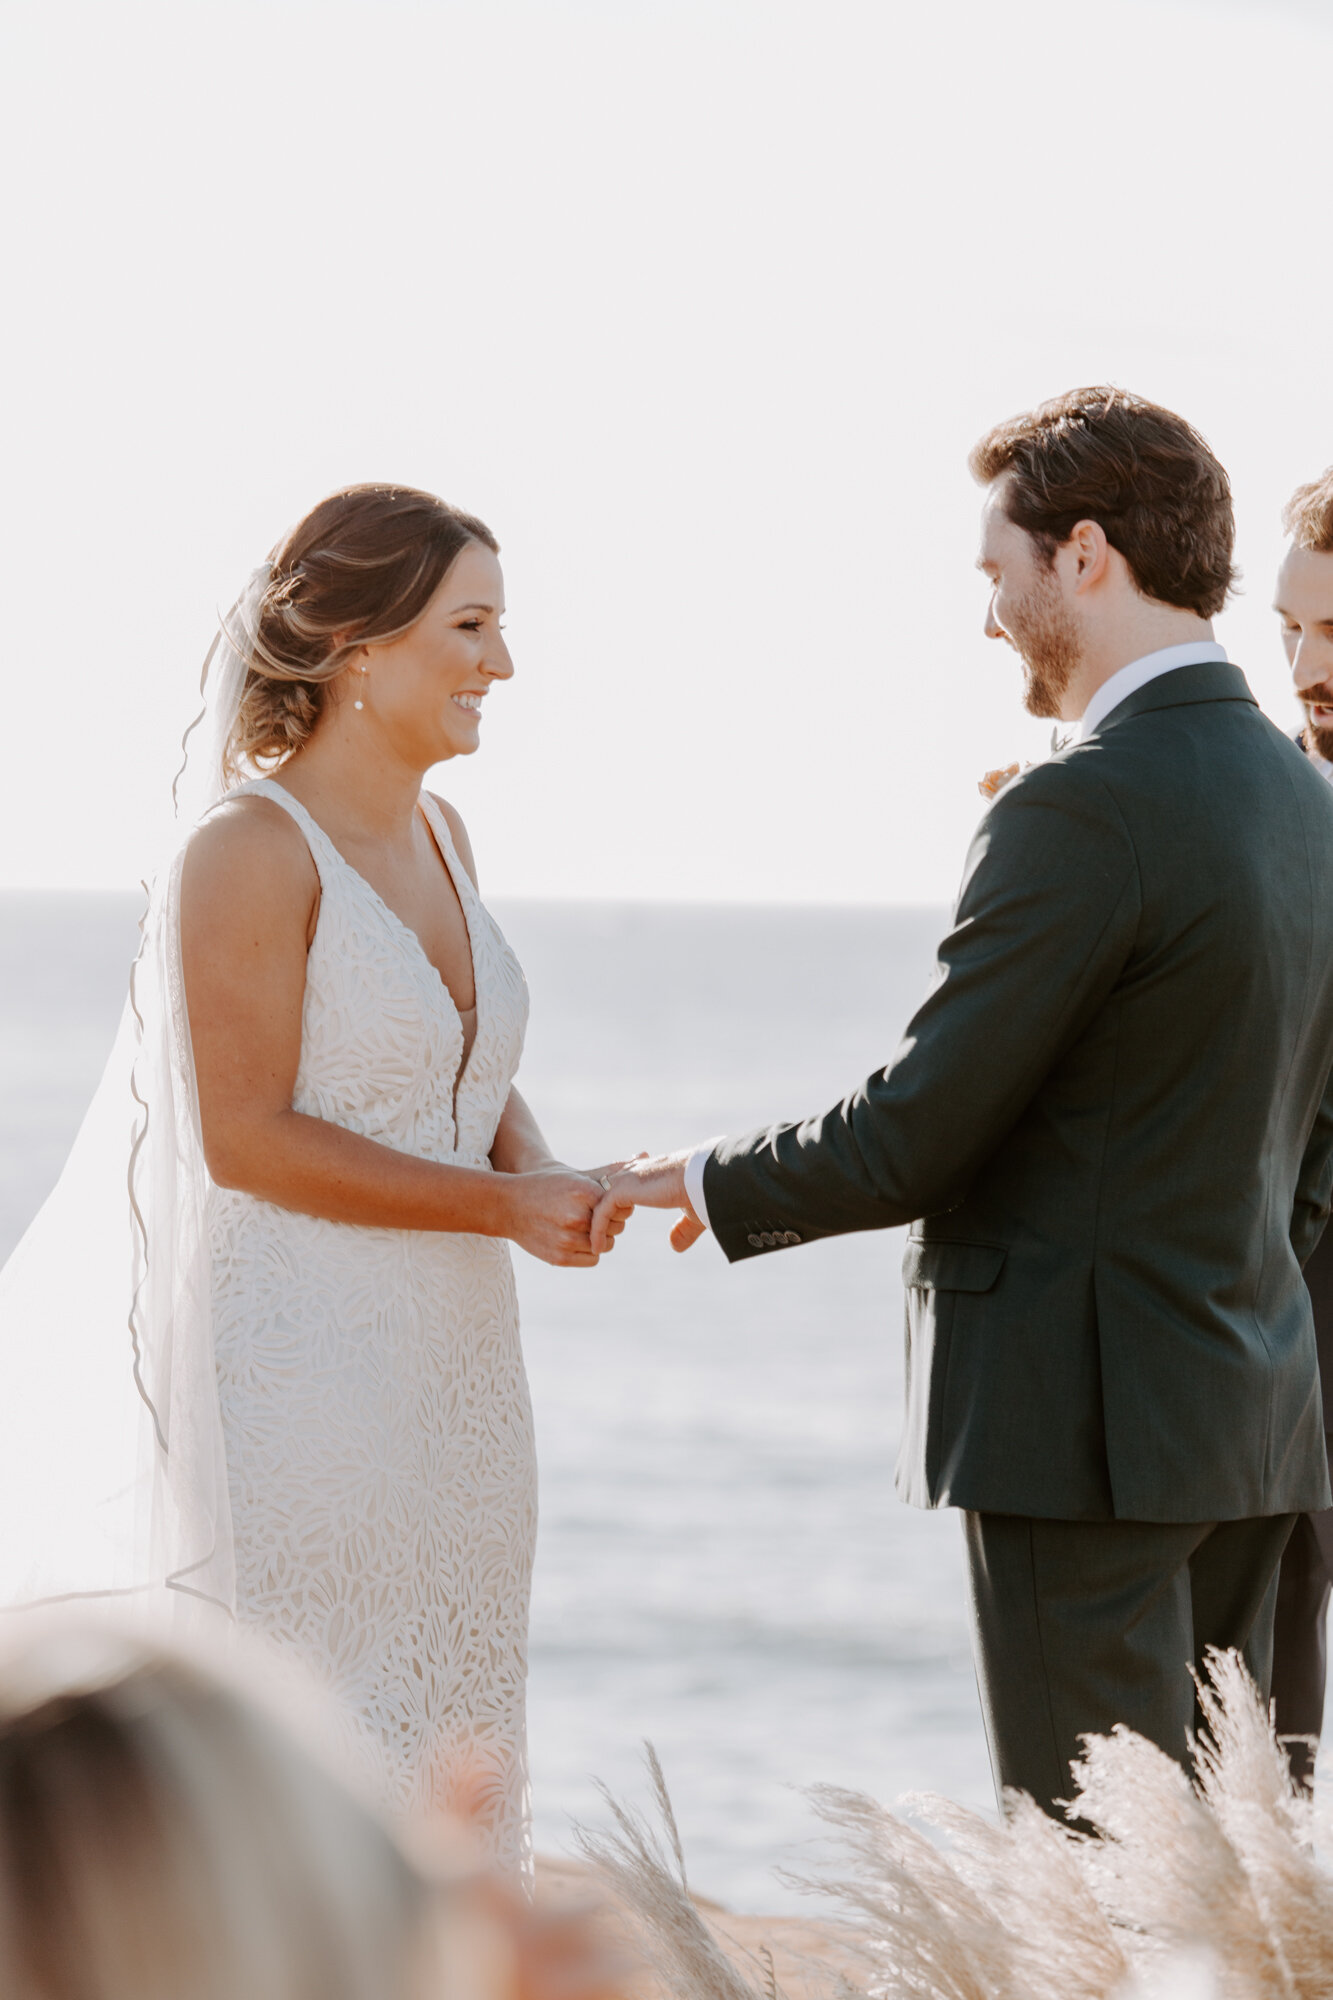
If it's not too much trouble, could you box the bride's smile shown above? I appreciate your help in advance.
[341,537,513,766]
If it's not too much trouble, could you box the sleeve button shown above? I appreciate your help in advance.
[746,1233,764,1249]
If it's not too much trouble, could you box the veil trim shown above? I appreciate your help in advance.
[0,568,273,1631]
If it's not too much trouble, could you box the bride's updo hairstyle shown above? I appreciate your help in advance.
[226,483,498,784]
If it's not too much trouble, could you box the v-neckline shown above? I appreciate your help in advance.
[416,798,484,1126]
[266,782,484,1123]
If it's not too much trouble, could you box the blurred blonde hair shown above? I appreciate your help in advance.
[0,1624,427,2000]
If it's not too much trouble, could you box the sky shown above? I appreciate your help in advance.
[1,0,1330,903]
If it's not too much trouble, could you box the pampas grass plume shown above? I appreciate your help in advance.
[579,1657,1333,2000]
[574,1744,793,2000]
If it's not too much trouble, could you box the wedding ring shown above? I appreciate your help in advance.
[598,1174,613,1191]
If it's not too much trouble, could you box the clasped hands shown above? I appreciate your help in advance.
[589,1150,704,1256]
[502,1151,703,1267]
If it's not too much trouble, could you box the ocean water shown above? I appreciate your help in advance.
[0,891,990,1912]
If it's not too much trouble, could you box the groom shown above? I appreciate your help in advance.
[596,387,1333,1816]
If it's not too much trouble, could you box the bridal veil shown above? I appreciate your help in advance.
[0,573,268,1629]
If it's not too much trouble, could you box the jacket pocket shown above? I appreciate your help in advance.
[901,1239,1007,1293]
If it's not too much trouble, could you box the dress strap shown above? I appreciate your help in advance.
[217,777,344,884]
[418,793,475,908]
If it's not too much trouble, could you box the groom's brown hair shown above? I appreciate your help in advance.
[970,386,1237,619]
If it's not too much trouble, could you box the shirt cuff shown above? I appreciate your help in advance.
[684,1137,725,1233]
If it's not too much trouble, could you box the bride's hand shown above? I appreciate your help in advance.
[589,1152,703,1255]
[579,1153,647,1184]
[496,1167,634,1268]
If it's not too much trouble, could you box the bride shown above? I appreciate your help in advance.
[0,483,633,1886]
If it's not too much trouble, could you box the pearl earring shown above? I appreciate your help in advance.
[353,662,367,712]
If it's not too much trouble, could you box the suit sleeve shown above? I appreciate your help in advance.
[1293,1063,1333,1270]
[702,760,1141,1262]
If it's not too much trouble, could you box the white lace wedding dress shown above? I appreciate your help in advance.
[207,779,537,1883]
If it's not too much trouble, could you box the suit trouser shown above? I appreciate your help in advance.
[962,1511,1297,1817]
[1271,1217,1333,1791]
[1271,1494,1333,1788]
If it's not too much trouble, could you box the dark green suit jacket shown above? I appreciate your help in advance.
[704,664,1333,1522]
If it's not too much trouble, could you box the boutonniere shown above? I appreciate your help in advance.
[977,763,1021,800]
[977,729,1074,799]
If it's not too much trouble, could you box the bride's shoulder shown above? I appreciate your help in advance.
[426,791,479,889]
[182,793,319,913]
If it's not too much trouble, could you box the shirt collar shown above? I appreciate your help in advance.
[1075,642,1229,744]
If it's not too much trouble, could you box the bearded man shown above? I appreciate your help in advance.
[1270,466,1333,1788]
[597,387,1333,1817]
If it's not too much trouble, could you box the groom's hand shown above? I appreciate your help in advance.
[589,1150,705,1255]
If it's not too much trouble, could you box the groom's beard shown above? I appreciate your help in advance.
[1003,570,1082,721]
[1300,692,1333,762]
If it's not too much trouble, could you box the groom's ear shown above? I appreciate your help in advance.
[1067,519,1112,594]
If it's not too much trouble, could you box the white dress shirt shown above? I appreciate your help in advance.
[685,640,1230,1233]
[683,1136,724,1231]
[1076,640,1228,742]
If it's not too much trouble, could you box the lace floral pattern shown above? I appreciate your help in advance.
[208,780,536,1883]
